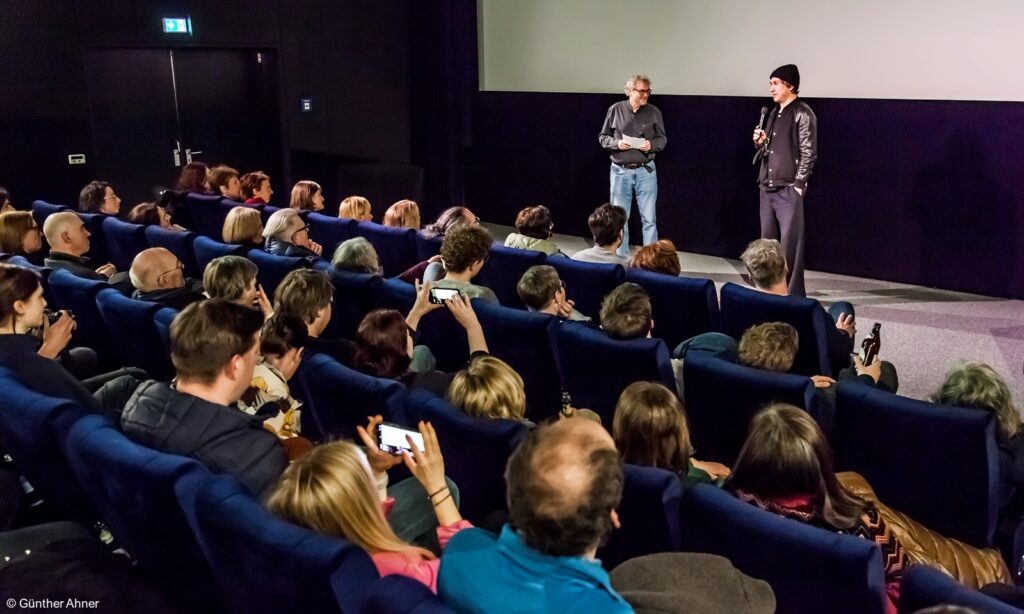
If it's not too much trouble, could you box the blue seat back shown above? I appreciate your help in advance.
[181,473,380,614]
[683,354,827,465]
[363,575,456,613]
[680,484,887,614]
[547,258,625,320]
[192,235,247,273]
[597,464,682,570]
[353,221,416,277]
[185,193,225,238]
[218,200,256,234]
[31,200,69,229]
[246,248,310,300]
[61,414,224,609]
[402,389,527,524]
[414,232,443,262]
[293,353,407,442]
[75,211,110,265]
[551,320,675,424]
[475,302,563,421]
[95,288,173,379]
[320,266,383,341]
[47,269,112,364]
[154,307,178,356]
[719,282,832,376]
[0,369,96,522]
[474,244,546,307]
[260,204,282,226]
[145,226,199,278]
[101,217,148,271]
[899,564,1021,614]
[625,269,721,349]
[7,256,55,307]
[834,382,999,547]
[307,213,357,255]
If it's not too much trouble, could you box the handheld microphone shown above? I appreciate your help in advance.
[757,106,768,131]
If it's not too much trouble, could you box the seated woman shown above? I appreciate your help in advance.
[263,208,322,260]
[176,161,212,194]
[332,237,382,275]
[78,180,121,215]
[612,381,730,486]
[0,211,45,265]
[629,240,681,276]
[222,206,264,249]
[268,420,470,592]
[240,171,273,206]
[354,282,487,396]
[431,225,498,303]
[383,200,420,230]
[447,354,532,424]
[398,206,479,284]
[289,180,324,212]
[202,255,273,319]
[126,202,185,231]
[339,195,373,221]
[0,186,13,214]
[503,205,566,257]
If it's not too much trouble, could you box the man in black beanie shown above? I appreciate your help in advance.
[752,64,817,297]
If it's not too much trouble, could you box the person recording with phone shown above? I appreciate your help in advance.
[431,224,498,304]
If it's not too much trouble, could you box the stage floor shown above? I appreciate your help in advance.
[486,224,1024,407]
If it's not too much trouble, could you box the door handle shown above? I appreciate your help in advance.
[185,149,202,164]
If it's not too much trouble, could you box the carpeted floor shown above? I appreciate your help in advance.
[486,224,1024,406]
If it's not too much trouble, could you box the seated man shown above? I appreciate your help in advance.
[439,418,631,612]
[273,268,356,365]
[431,224,499,303]
[128,247,205,310]
[121,300,288,497]
[517,265,590,321]
[209,165,242,202]
[740,238,856,374]
[42,211,132,294]
[571,203,630,266]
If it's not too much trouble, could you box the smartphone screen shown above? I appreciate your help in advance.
[378,422,425,455]
[429,287,461,304]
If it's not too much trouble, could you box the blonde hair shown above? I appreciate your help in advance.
[447,356,526,421]
[222,206,262,244]
[339,196,372,220]
[383,200,420,229]
[613,381,693,473]
[289,180,321,211]
[932,361,1021,442]
[267,441,432,559]
[738,322,799,373]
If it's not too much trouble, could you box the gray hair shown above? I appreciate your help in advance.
[263,208,304,243]
[331,237,382,275]
[624,74,652,94]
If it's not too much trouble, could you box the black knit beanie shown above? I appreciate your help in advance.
[770,64,800,91]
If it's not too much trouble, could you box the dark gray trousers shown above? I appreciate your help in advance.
[759,185,806,297]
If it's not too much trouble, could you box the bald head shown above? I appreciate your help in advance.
[505,418,623,557]
[42,211,91,256]
[130,247,182,292]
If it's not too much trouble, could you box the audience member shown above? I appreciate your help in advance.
[612,381,730,486]
[447,355,529,423]
[289,180,324,212]
[237,314,308,443]
[78,180,121,215]
[240,171,273,206]
[176,161,212,194]
[209,165,242,201]
[438,418,631,612]
[126,202,184,231]
[42,212,132,293]
[202,255,273,319]
[331,237,382,275]
[0,211,44,264]
[630,239,681,276]
[399,206,480,283]
[599,282,683,393]
[128,248,204,310]
[504,205,566,257]
[338,195,372,221]
[274,269,354,365]
[268,420,470,590]
[383,199,420,229]
[516,264,589,321]
[121,300,288,497]
[222,205,264,247]
[263,208,322,259]
[432,224,498,303]
[572,203,629,266]
[0,186,12,213]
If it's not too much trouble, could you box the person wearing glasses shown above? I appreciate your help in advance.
[262,208,323,262]
[0,211,45,265]
[598,74,667,259]
[128,247,204,310]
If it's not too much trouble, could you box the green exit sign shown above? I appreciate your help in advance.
[162,17,192,35]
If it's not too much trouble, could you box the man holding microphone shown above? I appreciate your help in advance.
[599,74,667,259]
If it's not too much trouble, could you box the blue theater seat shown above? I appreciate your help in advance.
[415,232,443,262]
[7,256,55,305]
[102,217,148,271]
[259,204,281,226]
[246,248,311,299]
[307,212,357,255]
[218,200,255,232]
[547,258,625,321]
[95,288,173,379]
[185,193,225,238]
[31,199,69,229]
[363,575,455,613]
[192,235,247,273]
[625,268,720,350]
[318,264,382,341]
[47,269,112,364]
[154,307,178,356]
[899,565,1020,614]
[474,244,546,307]
[353,221,417,277]
[145,226,199,278]
[598,464,682,570]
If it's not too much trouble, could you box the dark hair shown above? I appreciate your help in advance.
[0,186,10,208]
[440,224,492,273]
[738,322,799,373]
[353,309,411,379]
[516,265,561,311]
[126,202,162,226]
[613,381,693,473]
[170,299,264,384]
[239,171,270,200]
[588,203,626,247]
[0,264,42,328]
[630,240,681,276]
[421,206,471,239]
[599,283,652,339]
[514,206,553,239]
[176,162,211,194]
[78,181,110,213]
[273,269,333,325]
[0,211,37,254]
[505,422,624,556]
[203,255,258,301]
[209,165,239,194]
[260,313,309,357]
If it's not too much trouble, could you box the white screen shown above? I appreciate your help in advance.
[379,423,424,453]
[478,0,1024,101]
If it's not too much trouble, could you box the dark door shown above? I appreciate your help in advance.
[82,48,283,206]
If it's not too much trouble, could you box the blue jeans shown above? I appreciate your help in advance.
[610,161,659,258]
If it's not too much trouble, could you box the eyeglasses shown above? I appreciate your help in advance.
[157,260,184,281]
[291,225,309,240]
[632,88,652,96]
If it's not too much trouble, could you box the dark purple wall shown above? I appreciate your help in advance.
[464,92,1024,299]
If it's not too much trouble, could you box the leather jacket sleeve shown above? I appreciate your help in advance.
[794,104,818,191]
